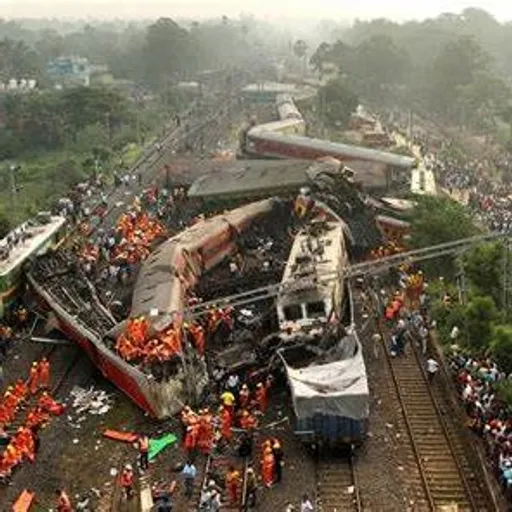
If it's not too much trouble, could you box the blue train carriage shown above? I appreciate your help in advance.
[0,212,67,318]
[281,329,370,447]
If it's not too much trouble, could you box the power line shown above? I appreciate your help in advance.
[182,232,503,320]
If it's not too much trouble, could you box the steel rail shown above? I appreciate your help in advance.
[375,313,436,510]
[410,342,479,511]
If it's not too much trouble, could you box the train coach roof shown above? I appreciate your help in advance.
[188,159,388,200]
[188,159,313,199]
[249,131,416,170]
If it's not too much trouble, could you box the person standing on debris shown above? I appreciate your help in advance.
[260,445,275,488]
[255,379,270,414]
[56,488,72,512]
[38,358,50,390]
[427,358,440,383]
[28,362,39,395]
[138,434,150,471]
[219,405,233,443]
[226,373,240,399]
[181,459,197,499]
[120,463,134,500]
[226,465,241,505]
[239,383,250,409]
[220,388,236,417]
[272,439,284,484]
[197,408,213,455]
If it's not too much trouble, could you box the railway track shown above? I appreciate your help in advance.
[379,317,495,511]
[316,451,361,512]
[197,449,250,511]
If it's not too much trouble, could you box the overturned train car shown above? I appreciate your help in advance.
[28,198,281,419]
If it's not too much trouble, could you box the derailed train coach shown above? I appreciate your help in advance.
[280,327,369,447]
[275,204,369,446]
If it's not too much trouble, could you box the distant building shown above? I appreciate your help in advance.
[47,57,91,88]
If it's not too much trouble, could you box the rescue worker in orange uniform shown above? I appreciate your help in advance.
[239,383,250,410]
[188,323,205,356]
[56,489,72,512]
[2,442,21,468]
[38,357,51,390]
[28,362,39,395]
[38,392,64,416]
[16,427,35,463]
[120,463,134,500]
[261,445,275,488]
[197,408,213,455]
[220,406,232,442]
[26,406,49,430]
[12,379,27,402]
[239,410,257,431]
[180,405,194,440]
[255,380,270,414]
[225,466,241,505]
[184,425,198,456]
[138,434,150,471]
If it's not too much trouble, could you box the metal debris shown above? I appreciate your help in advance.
[68,385,114,425]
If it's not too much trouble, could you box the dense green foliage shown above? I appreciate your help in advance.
[0,17,282,89]
[316,78,359,128]
[311,8,512,131]
[0,16,275,229]
[408,196,478,249]
[461,242,503,306]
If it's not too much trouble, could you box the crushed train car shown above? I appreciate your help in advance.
[27,199,281,418]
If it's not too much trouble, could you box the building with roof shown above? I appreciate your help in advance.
[47,57,91,88]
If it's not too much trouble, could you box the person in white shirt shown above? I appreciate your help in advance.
[300,494,314,512]
[427,358,439,383]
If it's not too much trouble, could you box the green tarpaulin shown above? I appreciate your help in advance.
[148,433,177,461]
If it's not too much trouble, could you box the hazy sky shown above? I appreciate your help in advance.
[1,0,512,22]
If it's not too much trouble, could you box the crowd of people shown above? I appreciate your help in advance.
[449,352,512,496]
[117,370,284,511]
[0,359,64,480]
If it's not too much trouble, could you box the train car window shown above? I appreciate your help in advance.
[283,304,302,321]
[306,301,326,318]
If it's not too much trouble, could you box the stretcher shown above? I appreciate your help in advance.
[12,489,35,512]
[103,429,138,443]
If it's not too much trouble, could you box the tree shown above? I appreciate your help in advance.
[428,36,488,116]
[464,296,497,352]
[0,210,10,238]
[293,39,308,60]
[409,196,479,249]
[317,78,359,128]
[143,18,195,88]
[461,242,503,306]
[310,42,331,73]
[491,325,512,374]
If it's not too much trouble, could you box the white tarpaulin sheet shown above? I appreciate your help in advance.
[284,335,369,421]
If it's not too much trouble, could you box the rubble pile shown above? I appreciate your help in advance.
[67,386,114,427]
